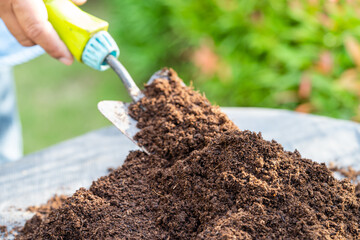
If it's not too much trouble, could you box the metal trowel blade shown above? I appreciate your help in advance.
[97,69,172,155]
[97,100,149,154]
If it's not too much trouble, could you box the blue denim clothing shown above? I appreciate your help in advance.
[0,20,44,67]
[0,19,44,163]
[0,66,22,162]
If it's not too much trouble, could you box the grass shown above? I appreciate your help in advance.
[14,54,132,154]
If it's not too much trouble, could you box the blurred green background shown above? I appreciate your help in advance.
[14,0,360,154]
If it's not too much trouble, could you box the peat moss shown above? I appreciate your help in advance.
[18,69,360,239]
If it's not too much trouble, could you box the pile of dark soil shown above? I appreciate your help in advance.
[18,69,360,239]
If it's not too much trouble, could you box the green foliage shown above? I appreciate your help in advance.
[14,0,360,154]
[15,54,130,153]
[107,0,360,119]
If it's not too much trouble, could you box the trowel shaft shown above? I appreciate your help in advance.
[106,55,144,102]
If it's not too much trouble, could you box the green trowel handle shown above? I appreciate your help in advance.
[44,0,109,62]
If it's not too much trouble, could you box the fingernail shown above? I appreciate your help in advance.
[59,57,73,66]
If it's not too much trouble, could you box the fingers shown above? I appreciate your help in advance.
[72,0,87,5]
[12,0,73,65]
[2,12,35,47]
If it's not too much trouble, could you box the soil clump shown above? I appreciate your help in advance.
[329,164,360,183]
[0,225,8,238]
[17,69,360,239]
[26,195,67,215]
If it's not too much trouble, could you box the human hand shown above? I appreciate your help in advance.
[0,0,87,65]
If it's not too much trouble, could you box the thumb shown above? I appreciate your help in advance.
[72,0,87,6]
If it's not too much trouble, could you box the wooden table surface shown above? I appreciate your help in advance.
[2,107,360,238]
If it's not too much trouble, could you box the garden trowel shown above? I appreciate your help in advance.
[45,0,164,153]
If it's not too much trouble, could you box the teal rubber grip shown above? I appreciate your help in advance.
[81,31,120,71]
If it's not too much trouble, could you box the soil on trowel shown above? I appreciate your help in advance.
[17,69,360,239]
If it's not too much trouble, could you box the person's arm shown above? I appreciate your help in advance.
[0,0,86,65]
